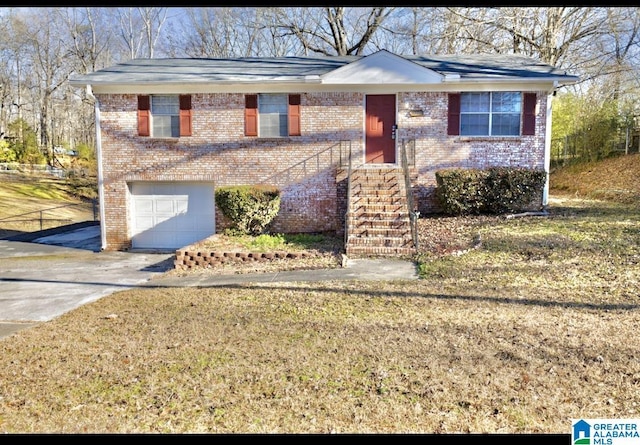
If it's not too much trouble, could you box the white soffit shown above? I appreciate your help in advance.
[321,50,443,85]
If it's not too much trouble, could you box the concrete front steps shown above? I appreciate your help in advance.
[345,167,417,257]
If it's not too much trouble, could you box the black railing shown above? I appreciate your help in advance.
[0,200,99,231]
[258,140,352,185]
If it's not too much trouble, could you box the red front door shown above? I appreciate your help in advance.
[365,94,396,164]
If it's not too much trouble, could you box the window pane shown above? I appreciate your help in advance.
[152,115,173,138]
[491,113,521,136]
[150,96,179,137]
[461,92,489,112]
[152,96,179,115]
[492,92,521,113]
[259,94,288,137]
[260,113,286,137]
[171,115,180,137]
[461,114,489,135]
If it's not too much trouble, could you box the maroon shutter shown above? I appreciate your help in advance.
[522,93,536,136]
[137,95,150,137]
[245,94,258,137]
[179,95,192,137]
[288,94,301,136]
[447,93,460,136]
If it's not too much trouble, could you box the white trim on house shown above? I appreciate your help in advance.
[86,85,107,251]
[86,81,563,96]
[321,50,444,85]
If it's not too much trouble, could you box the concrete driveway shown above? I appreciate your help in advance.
[0,223,420,340]
[0,223,175,339]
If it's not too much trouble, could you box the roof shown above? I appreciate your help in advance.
[69,49,579,86]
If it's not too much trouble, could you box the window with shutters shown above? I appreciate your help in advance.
[152,95,179,138]
[244,93,301,138]
[448,92,536,137]
[460,92,522,136]
[137,95,192,138]
[259,94,288,137]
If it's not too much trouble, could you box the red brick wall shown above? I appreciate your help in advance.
[97,91,547,250]
[97,92,363,249]
[396,91,547,213]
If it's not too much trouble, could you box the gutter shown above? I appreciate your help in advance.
[85,84,107,251]
[69,76,324,87]
[441,75,579,85]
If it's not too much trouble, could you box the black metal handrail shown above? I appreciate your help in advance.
[258,140,352,185]
[0,200,99,231]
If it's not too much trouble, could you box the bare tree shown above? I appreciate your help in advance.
[138,7,168,58]
[13,9,76,163]
[110,7,167,59]
[170,8,249,57]
[590,8,640,100]
[445,7,608,67]
[0,10,38,147]
[374,7,502,55]
[251,8,303,56]
[62,7,111,74]
[113,7,145,60]
[271,7,394,56]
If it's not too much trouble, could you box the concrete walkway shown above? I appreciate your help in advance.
[144,257,419,288]
[0,224,419,340]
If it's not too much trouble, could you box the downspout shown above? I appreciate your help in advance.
[543,82,557,207]
[86,85,107,251]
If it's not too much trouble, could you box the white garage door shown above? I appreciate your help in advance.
[130,182,215,249]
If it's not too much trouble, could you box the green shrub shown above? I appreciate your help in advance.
[435,169,488,215]
[483,167,547,214]
[435,167,546,215]
[215,185,281,235]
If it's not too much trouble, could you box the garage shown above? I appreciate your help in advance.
[130,182,215,250]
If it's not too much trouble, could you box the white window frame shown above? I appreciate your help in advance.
[258,93,288,138]
[460,92,522,136]
[151,95,180,138]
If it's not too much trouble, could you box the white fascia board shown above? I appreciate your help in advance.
[84,79,561,95]
[444,76,579,87]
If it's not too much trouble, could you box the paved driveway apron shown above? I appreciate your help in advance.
[0,229,174,339]
[0,225,420,339]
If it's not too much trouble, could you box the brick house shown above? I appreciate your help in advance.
[69,49,578,255]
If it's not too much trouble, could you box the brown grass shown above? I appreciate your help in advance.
[0,171,96,238]
[550,152,640,203]
[0,159,639,433]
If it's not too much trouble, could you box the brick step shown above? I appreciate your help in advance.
[350,219,410,229]
[351,176,404,185]
[352,186,404,193]
[347,206,409,221]
[346,245,417,257]
[351,197,407,206]
[346,235,414,247]
[351,172,403,179]
[350,204,406,213]
[350,187,403,196]
[352,168,403,175]
[349,228,411,241]
[351,185,403,194]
